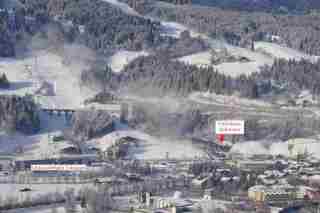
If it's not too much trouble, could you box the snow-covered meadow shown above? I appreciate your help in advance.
[230,138,320,159]
[87,130,205,160]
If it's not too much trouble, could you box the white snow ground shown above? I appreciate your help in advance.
[230,141,269,156]
[99,0,319,78]
[0,112,72,160]
[0,51,95,109]
[0,183,91,204]
[5,205,67,213]
[0,50,97,159]
[107,50,149,73]
[87,130,205,159]
[159,21,203,38]
[177,45,273,77]
[189,92,272,109]
[255,42,320,62]
[101,0,140,16]
[5,205,76,213]
[178,41,319,77]
[230,138,320,159]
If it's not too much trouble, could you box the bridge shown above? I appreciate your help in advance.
[41,108,76,116]
[40,102,132,122]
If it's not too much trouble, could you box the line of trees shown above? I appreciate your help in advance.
[253,58,320,97]
[94,54,320,101]
[101,55,258,98]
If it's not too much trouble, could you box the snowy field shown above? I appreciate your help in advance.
[178,41,319,77]
[5,205,67,213]
[101,0,140,16]
[0,183,91,203]
[0,51,95,109]
[87,130,205,159]
[177,44,273,77]
[160,21,189,38]
[255,42,320,62]
[0,112,73,160]
[160,21,203,38]
[0,50,97,159]
[189,92,272,109]
[107,50,149,73]
[230,138,320,159]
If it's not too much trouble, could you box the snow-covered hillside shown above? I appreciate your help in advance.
[255,41,320,62]
[178,39,320,77]
[0,50,97,159]
[0,51,95,109]
[101,0,140,16]
[178,41,275,77]
[107,50,149,73]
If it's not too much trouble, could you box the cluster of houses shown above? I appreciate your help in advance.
[248,184,320,203]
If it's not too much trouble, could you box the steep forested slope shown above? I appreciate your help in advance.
[0,0,207,57]
[127,0,320,55]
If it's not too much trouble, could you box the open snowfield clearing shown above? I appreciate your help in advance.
[88,130,205,159]
[255,41,320,62]
[0,51,95,108]
[5,205,67,213]
[231,138,320,159]
[160,21,203,38]
[160,21,189,38]
[101,0,140,16]
[107,50,149,73]
[0,50,97,159]
[178,42,274,77]
[178,41,319,77]
[100,0,319,78]
[0,112,72,160]
[5,205,78,213]
[189,92,272,109]
[0,183,91,202]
